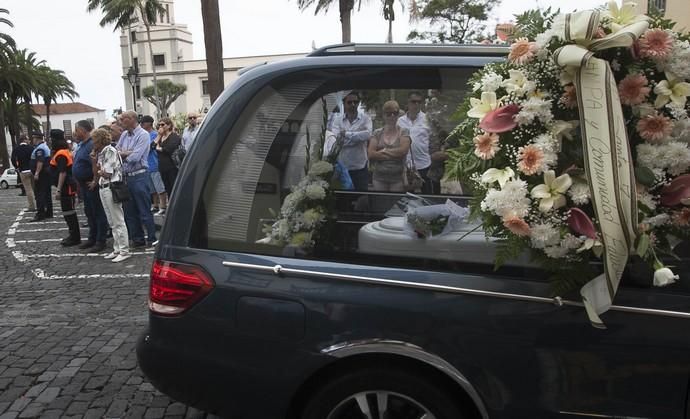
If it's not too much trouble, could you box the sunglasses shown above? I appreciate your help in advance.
[384,111,399,116]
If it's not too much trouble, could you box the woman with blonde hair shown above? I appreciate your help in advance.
[92,128,131,263]
[367,100,411,192]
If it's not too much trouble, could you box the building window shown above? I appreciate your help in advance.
[153,54,165,67]
[133,57,139,70]
[648,0,666,12]
[63,120,72,139]
[201,79,209,96]
[130,31,137,42]
[165,4,170,23]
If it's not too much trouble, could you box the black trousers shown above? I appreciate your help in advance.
[60,183,80,241]
[160,167,178,197]
[34,173,53,218]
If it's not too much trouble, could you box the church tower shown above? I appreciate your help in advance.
[120,0,194,116]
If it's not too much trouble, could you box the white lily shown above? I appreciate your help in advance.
[559,67,577,86]
[602,1,647,33]
[576,237,603,257]
[467,92,499,120]
[653,267,679,287]
[530,170,572,212]
[481,167,515,188]
[549,120,579,148]
[501,70,535,96]
[654,73,690,108]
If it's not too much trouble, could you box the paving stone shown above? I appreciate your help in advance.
[65,401,89,416]
[35,387,60,404]
[17,403,44,419]
[83,408,106,419]
[105,399,129,417]
[165,402,187,416]
[144,407,166,419]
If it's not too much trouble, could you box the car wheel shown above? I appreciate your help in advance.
[301,367,466,419]
[0,180,8,189]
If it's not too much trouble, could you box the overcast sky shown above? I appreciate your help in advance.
[4,0,604,115]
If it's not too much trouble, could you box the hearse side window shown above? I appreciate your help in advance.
[197,66,545,279]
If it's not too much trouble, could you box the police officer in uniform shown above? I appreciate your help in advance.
[49,130,81,246]
[30,131,53,222]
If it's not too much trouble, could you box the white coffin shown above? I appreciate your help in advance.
[358,216,532,267]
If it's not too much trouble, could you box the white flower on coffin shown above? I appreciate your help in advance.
[502,70,535,96]
[602,1,647,33]
[480,167,514,188]
[654,73,690,108]
[549,120,578,143]
[531,170,572,212]
[576,237,603,257]
[468,92,499,120]
[654,267,678,286]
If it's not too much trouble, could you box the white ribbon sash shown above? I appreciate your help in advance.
[554,11,646,328]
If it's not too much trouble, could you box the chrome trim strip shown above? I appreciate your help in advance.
[221,261,690,319]
[320,339,489,419]
[559,411,647,419]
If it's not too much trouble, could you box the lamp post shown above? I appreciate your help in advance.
[126,66,140,112]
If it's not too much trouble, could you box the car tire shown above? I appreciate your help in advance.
[300,366,467,419]
[0,180,8,189]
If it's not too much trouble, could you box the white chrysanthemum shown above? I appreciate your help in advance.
[479,72,504,93]
[481,179,531,219]
[663,141,690,175]
[561,234,584,250]
[305,184,326,200]
[636,143,661,170]
[530,222,560,249]
[544,245,569,259]
[568,182,591,206]
[535,14,565,48]
[516,97,553,126]
[665,40,690,80]
[300,208,325,228]
[644,213,671,227]
[276,219,290,239]
[637,190,657,211]
[533,134,559,169]
[308,161,333,177]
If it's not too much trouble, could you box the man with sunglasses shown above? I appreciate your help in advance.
[398,91,432,193]
[331,91,373,191]
[182,111,200,151]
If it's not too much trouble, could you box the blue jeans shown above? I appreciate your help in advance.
[79,180,108,243]
[123,172,156,244]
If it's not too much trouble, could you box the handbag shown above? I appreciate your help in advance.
[405,151,424,192]
[171,142,186,169]
[109,148,130,203]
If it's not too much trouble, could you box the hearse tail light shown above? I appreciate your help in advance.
[149,260,214,315]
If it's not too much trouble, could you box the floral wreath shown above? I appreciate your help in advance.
[447,1,690,327]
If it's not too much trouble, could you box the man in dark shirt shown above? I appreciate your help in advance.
[73,120,108,252]
[30,131,53,222]
[11,135,35,210]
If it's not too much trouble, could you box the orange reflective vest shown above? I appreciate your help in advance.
[49,149,73,167]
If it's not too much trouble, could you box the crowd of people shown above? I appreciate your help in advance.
[328,90,447,194]
[9,111,201,262]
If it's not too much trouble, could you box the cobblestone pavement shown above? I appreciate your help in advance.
[0,188,217,419]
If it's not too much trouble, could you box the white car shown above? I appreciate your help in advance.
[0,168,20,189]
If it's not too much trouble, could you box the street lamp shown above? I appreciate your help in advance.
[126,66,139,111]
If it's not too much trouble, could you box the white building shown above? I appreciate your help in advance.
[120,0,305,118]
[31,102,108,139]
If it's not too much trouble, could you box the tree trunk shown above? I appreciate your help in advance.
[339,0,353,43]
[45,101,51,141]
[201,0,224,105]
[24,95,33,136]
[141,6,161,119]
[0,104,9,170]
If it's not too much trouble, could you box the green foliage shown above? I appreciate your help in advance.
[142,80,187,117]
[407,0,499,44]
[512,7,559,41]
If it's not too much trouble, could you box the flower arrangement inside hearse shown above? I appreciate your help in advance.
[445,2,690,326]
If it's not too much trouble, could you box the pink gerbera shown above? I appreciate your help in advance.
[509,38,538,65]
[503,215,531,237]
[639,29,674,60]
[559,85,578,109]
[473,132,500,160]
[618,74,651,106]
[517,145,545,175]
[637,113,673,143]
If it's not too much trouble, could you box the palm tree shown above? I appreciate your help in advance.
[12,49,45,137]
[87,0,165,117]
[201,0,224,104]
[297,0,361,43]
[35,66,78,138]
[0,7,15,169]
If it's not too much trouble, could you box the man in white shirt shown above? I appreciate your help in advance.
[330,92,373,191]
[398,91,432,193]
[182,111,200,151]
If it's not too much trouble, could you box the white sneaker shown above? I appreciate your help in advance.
[155,208,166,216]
[151,240,159,246]
[104,252,117,260]
[112,254,132,263]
